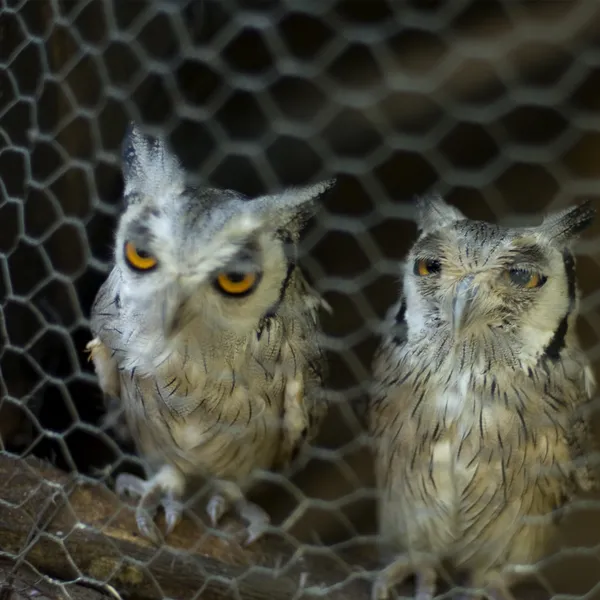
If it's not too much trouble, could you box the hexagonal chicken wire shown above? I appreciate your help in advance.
[1,1,600,599]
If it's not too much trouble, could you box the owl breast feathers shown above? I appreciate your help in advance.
[87,122,335,544]
[369,196,597,600]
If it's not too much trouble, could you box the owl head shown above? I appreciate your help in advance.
[113,122,335,338]
[403,195,595,362]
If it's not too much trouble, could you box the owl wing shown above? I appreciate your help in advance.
[87,267,123,401]
[272,272,329,470]
[367,294,409,434]
[299,272,330,430]
[565,393,599,497]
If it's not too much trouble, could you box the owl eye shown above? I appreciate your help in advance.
[124,241,158,271]
[414,258,441,276]
[506,268,546,289]
[215,272,258,296]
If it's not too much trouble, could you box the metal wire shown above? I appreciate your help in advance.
[1,0,600,598]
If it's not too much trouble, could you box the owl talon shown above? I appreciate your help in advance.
[115,472,183,542]
[135,508,162,544]
[244,520,270,546]
[206,494,229,527]
[163,496,184,535]
[236,500,270,545]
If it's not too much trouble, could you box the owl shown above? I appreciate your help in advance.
[87,122,334,545]
[369,196,598,600]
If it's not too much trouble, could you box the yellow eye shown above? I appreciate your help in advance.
[216,272,258,296]
[506,268,546,289]
[414,258,441,276]
[124,241,158,271]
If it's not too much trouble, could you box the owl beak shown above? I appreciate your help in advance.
[452,275,478,335]
[164,304,185,337]
[160,284,188,338]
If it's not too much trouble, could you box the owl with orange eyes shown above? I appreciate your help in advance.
[87,122,334,545]
[369,196,597,600]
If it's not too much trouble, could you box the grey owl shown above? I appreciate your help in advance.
[369,196,598,600]
[87,123,335,545]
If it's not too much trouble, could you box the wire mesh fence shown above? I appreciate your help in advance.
[1,0,600,598]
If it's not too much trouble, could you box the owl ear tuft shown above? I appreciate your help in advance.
[121,122,184,199]
[415,194,466,233]
[540,200,596,244]
[254,178,336,235]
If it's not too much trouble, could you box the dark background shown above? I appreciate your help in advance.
[1,0,600,597]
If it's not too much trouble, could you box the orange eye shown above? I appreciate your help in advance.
[414,258,441,276]
[216,272,258,296]
[124,241,158,271]
[506,268,546,289]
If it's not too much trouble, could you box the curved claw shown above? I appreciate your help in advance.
[164,497,184,535]
[236,500,270,546]
[114,472,182,543]
[206,494,228,527]
[135,506,163,544]
[244,520,269,546]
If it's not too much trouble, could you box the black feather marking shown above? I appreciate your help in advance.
[515,405,528,443]
[508,244,548,266]
[167,379,181,398]
[247,393,253,425]
[392,300,407,344]
[457,430,469,460]
[544,249,576,360]
[395,300,406,324]
[428,455,436,490]
[548,200,596,242]
[410,389,427,418]
[257,232,297,338]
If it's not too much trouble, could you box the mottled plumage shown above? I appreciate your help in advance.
[87,123,334,544]
[369,196,597,599]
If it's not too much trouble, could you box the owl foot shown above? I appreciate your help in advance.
[205,481,270,545]
[372,553,437,600]
[205,494,270,545]
[115,468,185,544]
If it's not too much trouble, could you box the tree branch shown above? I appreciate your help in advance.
[0,454,374,600]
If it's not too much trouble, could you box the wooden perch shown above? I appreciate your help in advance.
[0,558,107,600]
[0,454,376,600]
[0,454,556,600]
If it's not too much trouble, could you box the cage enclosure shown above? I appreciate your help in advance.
[1,1,600,599]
